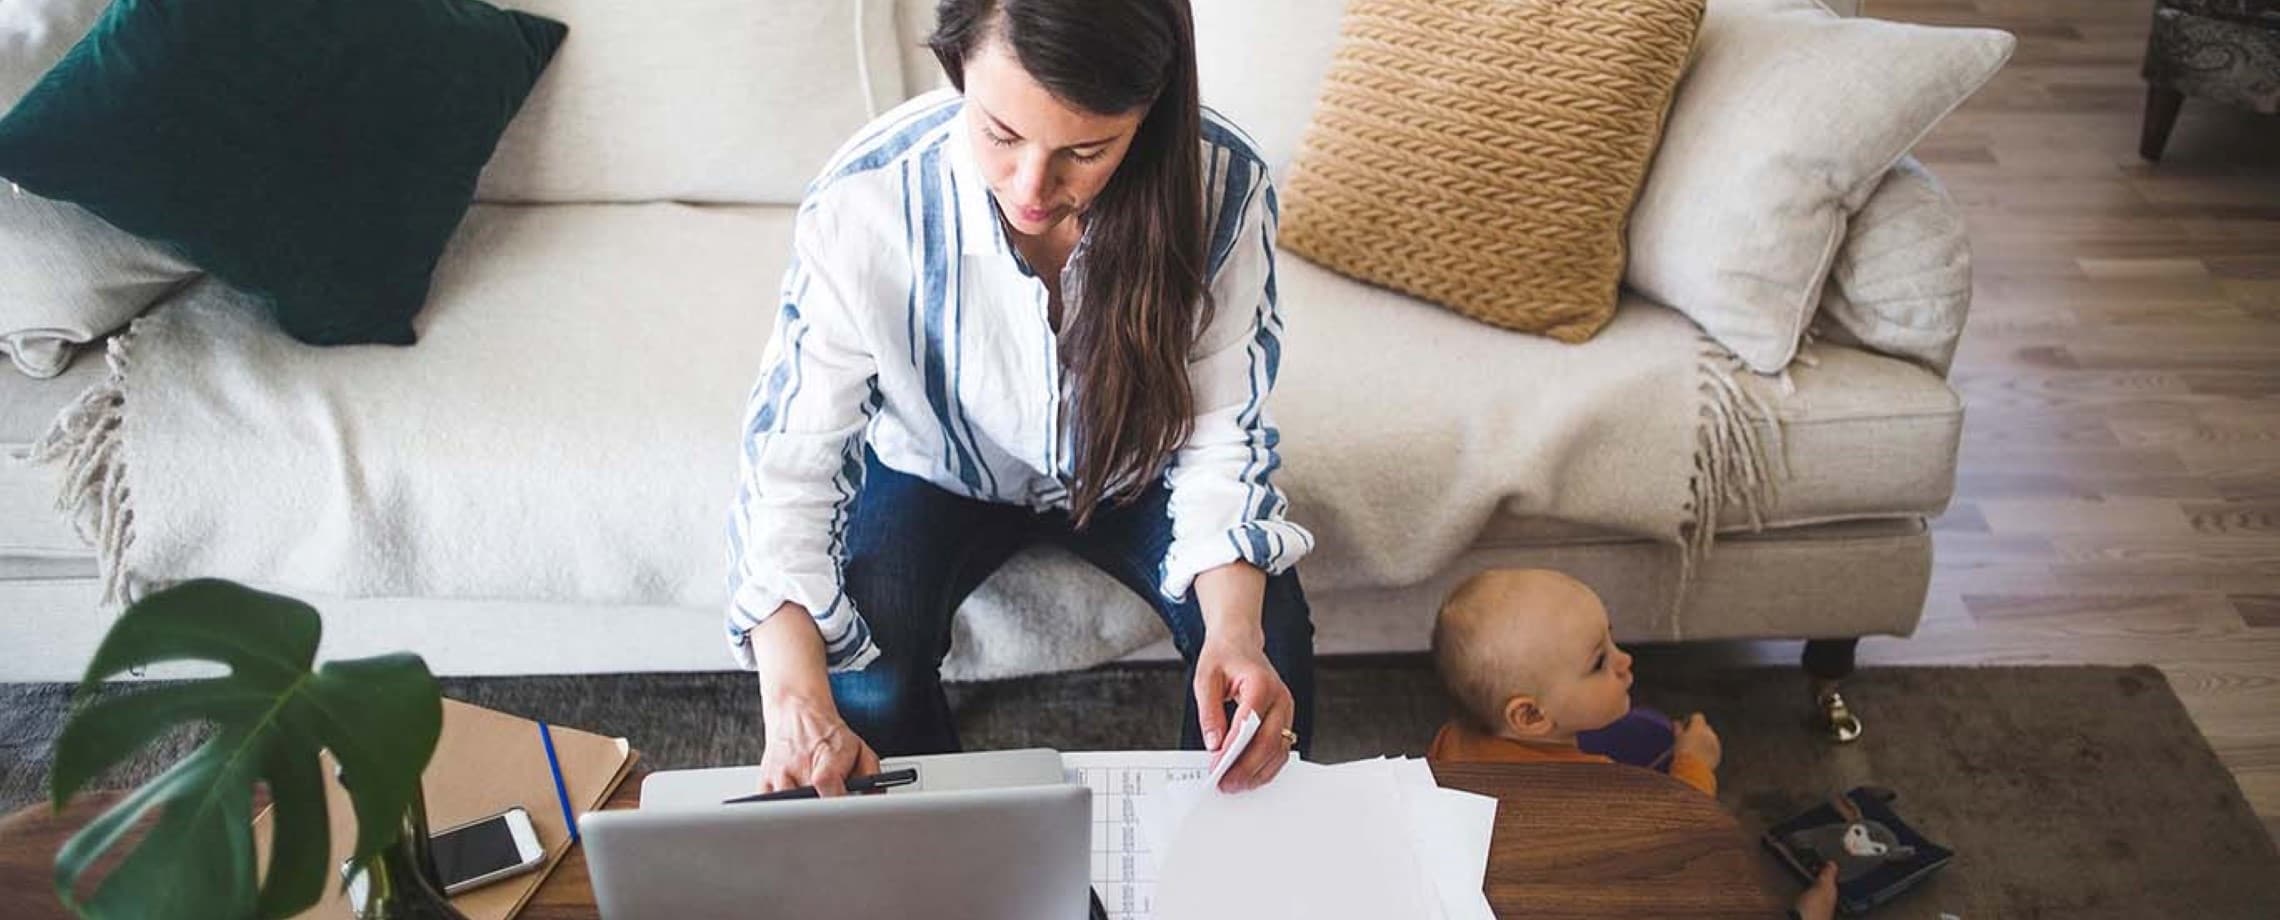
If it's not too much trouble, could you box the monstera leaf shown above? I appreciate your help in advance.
[49,579,443,920]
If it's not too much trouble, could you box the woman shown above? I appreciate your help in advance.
[727,0,1313,796]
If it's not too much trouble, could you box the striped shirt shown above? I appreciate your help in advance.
[727,89,1314,672]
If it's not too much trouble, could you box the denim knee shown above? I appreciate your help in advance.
[827,647,961,755]
[829,656,919,724]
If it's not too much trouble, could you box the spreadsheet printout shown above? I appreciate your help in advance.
[1063,751,1215,920]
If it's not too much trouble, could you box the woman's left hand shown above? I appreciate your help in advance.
[1193,632,1296,793]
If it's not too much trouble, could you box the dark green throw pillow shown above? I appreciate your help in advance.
[0,0,567,346]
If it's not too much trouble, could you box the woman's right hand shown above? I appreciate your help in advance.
[750,601,880,795]
[758,693,881,796]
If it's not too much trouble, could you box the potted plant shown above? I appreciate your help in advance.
[49,578,461,919]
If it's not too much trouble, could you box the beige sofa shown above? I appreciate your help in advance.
[2,0,1934,733]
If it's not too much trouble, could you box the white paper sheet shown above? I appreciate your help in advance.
[1152,760,1442,920]
[1137,756,1497,920]
[1399,780,1500,919]
[1205,710,1264,790]
[1074,750,1489,920]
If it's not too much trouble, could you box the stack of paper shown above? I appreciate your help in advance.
[1136,755,1499,920]
[1061,712,1497,920]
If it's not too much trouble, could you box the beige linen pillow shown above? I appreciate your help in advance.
[1279,0,1705,343]
[1624,0,2013,374]
[1812,156,1972,375]
[2,0,194,378]
[2,194,194,378]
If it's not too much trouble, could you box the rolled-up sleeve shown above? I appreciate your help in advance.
[726,204,883,673]
[1158,173,1316,601]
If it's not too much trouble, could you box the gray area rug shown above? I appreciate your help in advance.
[5,657,2277,918]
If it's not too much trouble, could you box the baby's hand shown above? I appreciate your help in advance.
[1674,713,1722,771]
[1793,863,1840,920]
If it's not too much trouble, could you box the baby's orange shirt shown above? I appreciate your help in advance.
[1426,721,1718,797]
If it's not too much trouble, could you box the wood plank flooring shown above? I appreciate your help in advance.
[1761,0,2280,837]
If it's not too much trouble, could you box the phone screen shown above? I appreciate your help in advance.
[432,815,526,886]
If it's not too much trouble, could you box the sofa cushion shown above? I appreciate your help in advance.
[1475,339,1961,546]
[478,0,906,205]
[79,204,795,607]
[1278,0,1704,343]
[1189,0,1354,181]
[0,0,106,105]
[40,204,1953,662]
[0,518,1931,682]
[0,0,568,347]
[1624,0,2013,373]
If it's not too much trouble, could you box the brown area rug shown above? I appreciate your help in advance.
[4,657,2275,918]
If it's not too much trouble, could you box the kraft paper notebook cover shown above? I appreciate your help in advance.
[254,698,635,920]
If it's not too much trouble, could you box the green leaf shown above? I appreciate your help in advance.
[255,736,329,918]
[77,736,260,916]
[50,580,442,920]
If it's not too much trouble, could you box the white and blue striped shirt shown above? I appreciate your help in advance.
[727,89,1314,672]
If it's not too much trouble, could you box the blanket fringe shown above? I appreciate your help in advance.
[1676,341,1790,635]
[17,334,137,605]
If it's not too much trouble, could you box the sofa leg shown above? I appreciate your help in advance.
[1803,638,1864,744]
[2141,85,2184,162]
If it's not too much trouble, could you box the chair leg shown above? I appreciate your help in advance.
[1803,638,1864,743]
[2140,85,2185,162]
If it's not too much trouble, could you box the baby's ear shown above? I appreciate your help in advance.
[1501,694,1552,738]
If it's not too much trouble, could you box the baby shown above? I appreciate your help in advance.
[1425,568,1721,796]
[1427,568,1846,917]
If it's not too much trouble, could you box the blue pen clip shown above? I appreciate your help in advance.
[538,721,579,845]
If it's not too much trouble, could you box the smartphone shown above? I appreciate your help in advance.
[430,806,546,895]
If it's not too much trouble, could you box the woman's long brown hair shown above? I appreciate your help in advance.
[929,0,1210,528]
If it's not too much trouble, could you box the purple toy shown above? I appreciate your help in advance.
[1576,706,1676,772]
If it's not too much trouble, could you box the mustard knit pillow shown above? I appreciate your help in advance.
[1281,0,1704,343]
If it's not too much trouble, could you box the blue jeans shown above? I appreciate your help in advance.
[829,449,1316,757]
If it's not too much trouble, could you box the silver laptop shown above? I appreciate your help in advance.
[580,749,1090,919]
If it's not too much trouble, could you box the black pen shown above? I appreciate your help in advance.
[721,768,919,804]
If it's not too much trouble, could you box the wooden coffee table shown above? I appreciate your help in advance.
[1436,762,1785,917]
[3,761,1780,918]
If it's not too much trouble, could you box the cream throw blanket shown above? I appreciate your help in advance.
[27,204,1775,680]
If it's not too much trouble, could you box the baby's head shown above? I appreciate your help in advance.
[1431,568,1634,743]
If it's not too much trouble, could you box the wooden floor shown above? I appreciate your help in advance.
[1761,0,2280,839]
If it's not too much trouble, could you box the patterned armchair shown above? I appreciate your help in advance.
[2141,0,2280,160]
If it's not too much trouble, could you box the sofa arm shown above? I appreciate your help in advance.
[1811,156,1973,377]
